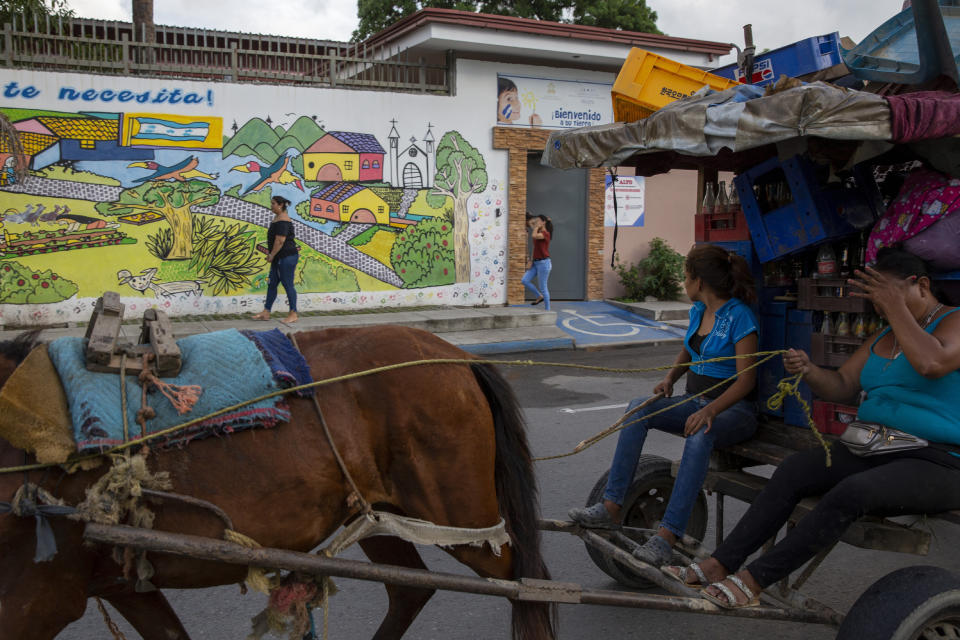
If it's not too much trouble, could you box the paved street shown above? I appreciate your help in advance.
[58,345,960,639]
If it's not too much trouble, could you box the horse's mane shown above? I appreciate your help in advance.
[0,329,42,365]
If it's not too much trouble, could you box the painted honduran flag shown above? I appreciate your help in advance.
[132,118,210,142]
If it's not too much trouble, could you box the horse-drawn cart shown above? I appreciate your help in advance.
[6,3,960,638]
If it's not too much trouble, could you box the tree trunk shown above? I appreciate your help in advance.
[162,206,193,260]
[453,194,471,283]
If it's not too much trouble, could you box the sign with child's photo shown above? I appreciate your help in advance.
[496,74,613,129]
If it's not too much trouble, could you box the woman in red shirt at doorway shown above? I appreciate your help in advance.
[522,213,553,310]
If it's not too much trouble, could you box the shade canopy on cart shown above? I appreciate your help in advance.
[541,82,960,177]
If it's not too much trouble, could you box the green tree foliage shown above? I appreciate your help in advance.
[390,218,455,288]
[614,237,684,301]
[427,131,486,282]
[353,0,658,41]
[0,261,78,303]
[571,0,659,33]
[2,0,73,29]
[96,181,220,260]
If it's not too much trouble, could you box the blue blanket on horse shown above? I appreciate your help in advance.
[241,329,314,396]
[47,329,291,452]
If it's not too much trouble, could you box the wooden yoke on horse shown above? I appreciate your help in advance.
[84,291,181,378]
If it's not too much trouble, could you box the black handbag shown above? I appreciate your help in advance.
[840,421,928,457]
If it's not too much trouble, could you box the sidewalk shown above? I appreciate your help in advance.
[0,300,689,355]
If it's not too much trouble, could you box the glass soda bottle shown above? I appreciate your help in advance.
[853,313,867,339]
[717,180,730,216]
[701,183,716,215]
[816,244,838,278]
[835,312,850,337]
[728,182,740,214]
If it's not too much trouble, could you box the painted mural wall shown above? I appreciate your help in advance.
[0,67,511,325]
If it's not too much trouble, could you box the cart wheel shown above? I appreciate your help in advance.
[582,454,708,589]
[837,565,960,640]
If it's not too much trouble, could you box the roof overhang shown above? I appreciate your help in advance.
[362,9,733,69]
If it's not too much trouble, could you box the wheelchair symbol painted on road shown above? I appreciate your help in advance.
[560,309,644,337]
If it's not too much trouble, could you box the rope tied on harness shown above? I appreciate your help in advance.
[0,483,74,562]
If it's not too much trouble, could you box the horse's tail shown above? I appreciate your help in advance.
[471,362,557,640]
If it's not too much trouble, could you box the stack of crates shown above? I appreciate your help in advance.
[710,33,843,87]
[612,48,740,122]
[733,154,872,263]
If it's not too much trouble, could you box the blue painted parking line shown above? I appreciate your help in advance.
[551,301,686,346]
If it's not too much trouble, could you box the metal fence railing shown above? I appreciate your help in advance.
[1,14,451,94]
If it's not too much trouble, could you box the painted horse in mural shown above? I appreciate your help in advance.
[0,327,556,640]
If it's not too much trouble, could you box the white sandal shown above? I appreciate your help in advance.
[702,574,761,609]
[662,563,709,590]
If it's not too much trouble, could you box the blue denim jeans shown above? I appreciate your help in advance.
[265,253,298,312]
[522,258,551,310]
[603,393,757,538]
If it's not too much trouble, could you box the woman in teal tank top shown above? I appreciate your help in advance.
[663,248,960,609]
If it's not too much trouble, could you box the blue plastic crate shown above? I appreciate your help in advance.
[734,154,869,263]
[712,33,842,87]
[932,270,960,306]
[784,309,814,427]
[758,302,790,417]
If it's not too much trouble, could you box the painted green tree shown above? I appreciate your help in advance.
[390,218,455,288]
[96,181,220,260]
[426,131,486,283]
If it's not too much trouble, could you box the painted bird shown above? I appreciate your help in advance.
[230,155,304,195]
[128,156,219,183]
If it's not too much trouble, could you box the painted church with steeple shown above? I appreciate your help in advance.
[387,120,434,189]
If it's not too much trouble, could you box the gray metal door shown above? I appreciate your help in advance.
[526,153,587,300]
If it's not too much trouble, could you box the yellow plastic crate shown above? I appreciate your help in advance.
[612,48,741,122]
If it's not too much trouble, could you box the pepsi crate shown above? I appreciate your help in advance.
[733,154,870,263]
[711,33,842,87]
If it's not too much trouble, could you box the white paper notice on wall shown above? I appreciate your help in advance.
[604,175,644,227]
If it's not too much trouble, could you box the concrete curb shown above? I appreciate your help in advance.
[604,299,691,322]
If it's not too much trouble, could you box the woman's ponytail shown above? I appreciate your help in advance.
[685,244,756,303]
[728,252,757,304]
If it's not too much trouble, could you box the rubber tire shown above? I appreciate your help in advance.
[582,454,708,589]
[837,565,960,640]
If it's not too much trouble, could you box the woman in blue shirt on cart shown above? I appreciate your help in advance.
[570,243,759,566]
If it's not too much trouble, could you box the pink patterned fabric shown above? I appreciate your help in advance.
[866,168,960,264]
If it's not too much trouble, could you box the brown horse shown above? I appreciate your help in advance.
[0,326,556,640]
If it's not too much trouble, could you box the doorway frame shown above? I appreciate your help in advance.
[492,126,605,305]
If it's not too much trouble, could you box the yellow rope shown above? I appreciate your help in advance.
[534,351,783,461]
[223,529,274,595]
[0,350,796,475]
[766,373,833,466]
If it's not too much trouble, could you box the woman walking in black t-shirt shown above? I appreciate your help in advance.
[252,195,299,323]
